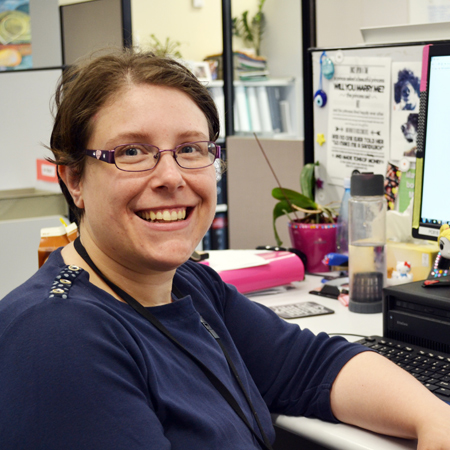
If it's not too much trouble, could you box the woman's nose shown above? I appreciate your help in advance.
[149,151,185,191]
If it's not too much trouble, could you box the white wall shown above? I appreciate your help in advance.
[131,0,266,61]
[316,0,410,48]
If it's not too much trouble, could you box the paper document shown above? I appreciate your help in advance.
[327,56,391,184]
[204,250,269,272]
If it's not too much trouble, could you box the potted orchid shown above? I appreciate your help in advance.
[272,162,338,272]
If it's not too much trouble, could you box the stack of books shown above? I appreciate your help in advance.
[234,51,269,81]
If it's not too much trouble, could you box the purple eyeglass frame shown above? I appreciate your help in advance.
[85,141,221,172]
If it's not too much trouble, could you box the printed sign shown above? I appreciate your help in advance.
[36,159,58,183]
[327,57,391,184]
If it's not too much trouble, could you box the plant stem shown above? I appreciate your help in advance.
[253,132,300,221]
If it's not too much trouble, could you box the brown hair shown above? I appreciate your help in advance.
[50,47,220,223]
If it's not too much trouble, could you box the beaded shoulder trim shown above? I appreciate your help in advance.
[48,265,84,299]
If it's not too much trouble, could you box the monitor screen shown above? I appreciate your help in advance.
[413,43,450,241]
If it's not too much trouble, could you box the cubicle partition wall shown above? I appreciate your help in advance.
[60,0,132,65]
[226,136,304,250]
[0,68,62,192]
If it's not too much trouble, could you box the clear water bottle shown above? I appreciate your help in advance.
[348,173,386,314]
[336,177,350,255]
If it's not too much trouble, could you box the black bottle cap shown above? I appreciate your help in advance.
[350,172,384,196]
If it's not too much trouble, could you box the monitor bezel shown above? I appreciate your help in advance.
[412,43,450,242]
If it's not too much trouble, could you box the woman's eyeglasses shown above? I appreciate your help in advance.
[85,141,221,172]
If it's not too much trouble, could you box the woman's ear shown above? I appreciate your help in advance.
[58,165,84,209]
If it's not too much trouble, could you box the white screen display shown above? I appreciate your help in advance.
[421,54,450,225]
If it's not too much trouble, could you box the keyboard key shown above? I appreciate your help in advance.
[436,387,450,397]
[432,361,446,367]
[425,383,439,392]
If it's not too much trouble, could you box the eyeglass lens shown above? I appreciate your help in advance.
[114,141,217,171]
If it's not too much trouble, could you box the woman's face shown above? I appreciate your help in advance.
[71,84,217,273]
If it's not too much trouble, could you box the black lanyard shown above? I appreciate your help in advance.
[73,237,273,450]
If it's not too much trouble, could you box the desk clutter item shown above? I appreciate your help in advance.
[386,240,439,282]
[269,301,334,319]
[200,250,304,294]
[348,173,386,314]
[38,220,78,268]
[423,252,450,287]
[314,51,333,108]
[357,336,450,404]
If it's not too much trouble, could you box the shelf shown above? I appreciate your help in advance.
[0,188,67,221]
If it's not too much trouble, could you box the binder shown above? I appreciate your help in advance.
[266,86,282,133]
[201,250,305,294]
[279,100,293,134]
[234,85,251,132]
[211,212,228,250]
[246,86,262,132]
[256,85,273,133]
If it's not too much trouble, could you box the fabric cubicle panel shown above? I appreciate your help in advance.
[226,136,304,250]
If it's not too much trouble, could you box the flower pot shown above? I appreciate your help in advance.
[288,221,337,273]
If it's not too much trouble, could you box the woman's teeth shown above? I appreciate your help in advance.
[138,209,187,223]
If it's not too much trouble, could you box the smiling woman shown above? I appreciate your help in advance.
[1,48,450,450]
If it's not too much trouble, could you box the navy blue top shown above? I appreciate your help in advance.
[0,250,368,449]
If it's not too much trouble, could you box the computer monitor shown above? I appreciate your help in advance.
[412,43,450,241]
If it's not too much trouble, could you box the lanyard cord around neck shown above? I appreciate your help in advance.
[73,237,273,450]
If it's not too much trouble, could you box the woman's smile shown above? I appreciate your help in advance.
[136,207,189,223]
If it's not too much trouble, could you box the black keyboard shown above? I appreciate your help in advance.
[356,336,450,404]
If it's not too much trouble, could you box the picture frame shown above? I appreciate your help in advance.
[188,61,212,82]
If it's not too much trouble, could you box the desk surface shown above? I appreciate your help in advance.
[249,275,417,450]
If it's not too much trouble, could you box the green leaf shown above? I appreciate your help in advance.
[272,187,318,210]
[300,162,318,201]
[272,201,293,246]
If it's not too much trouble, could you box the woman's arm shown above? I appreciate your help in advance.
[330,351,450,448]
